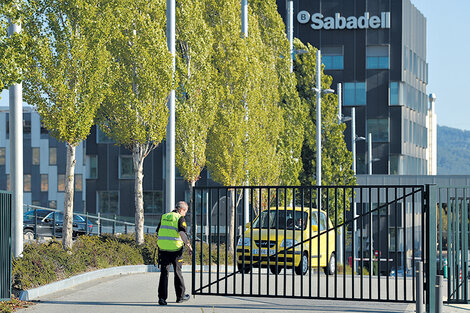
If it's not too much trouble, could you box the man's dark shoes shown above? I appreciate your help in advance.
[158,298,167,306]
[176,294,190,303]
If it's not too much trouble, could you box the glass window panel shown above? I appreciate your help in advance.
[32,147,40,165]
[98,191,119,215]
[319,212,327,231]
[49,147,57,165]
[378,56,389,69]
[23,119,31,134]
[356,83,366,105]
[344,83,355,106]
[366,56,378,69]
[333,56,344,69]
[390,82,398,105]
[41,174,48,192]
[49,200,57,209]
[87,155,98,179]
[58,174,65,192]
[96,127,114,144]
[367,45,388,57]
[0,147,5,165]
[75,174,82,191]
[24,174,31,192]
[368,119,389,142]
[120,156,134,179]
[323,56,333,69]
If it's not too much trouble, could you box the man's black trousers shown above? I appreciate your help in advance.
[158,249,185,301]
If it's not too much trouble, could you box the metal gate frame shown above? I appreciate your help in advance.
[191,184,438,310]
[0,191,12,301]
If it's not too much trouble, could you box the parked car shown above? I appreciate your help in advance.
[23,209,94,240]
[236,207,336,275]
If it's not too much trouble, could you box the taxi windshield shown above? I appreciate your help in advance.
[252,210,308,230]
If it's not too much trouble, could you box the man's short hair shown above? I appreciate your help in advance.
[176,201,188,211]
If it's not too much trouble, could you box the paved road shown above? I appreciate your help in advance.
[15,273,470,313]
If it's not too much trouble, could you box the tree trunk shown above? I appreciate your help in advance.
[189,180,195,226]
[133,145,145,246]
[63,143,77,250]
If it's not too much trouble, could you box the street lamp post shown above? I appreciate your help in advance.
[368,133,373,175]
[286,0,294,72]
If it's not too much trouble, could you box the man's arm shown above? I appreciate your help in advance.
[178,217,192,254]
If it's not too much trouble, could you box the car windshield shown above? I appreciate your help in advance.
[252,210,308,230]
[24,209,52,219]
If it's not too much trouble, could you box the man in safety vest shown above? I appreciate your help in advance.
[157,201,193,306]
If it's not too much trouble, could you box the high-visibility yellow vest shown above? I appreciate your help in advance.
[157,212,184,251]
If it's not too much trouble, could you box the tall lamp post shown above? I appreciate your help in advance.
[241,0,249,226]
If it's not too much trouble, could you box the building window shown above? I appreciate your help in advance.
[24,174,31,192]
[75,174,83,191]
[366,45,389,69]
[32,147,40,165]
[119,155,134,179]
[49,200,57,209]
[344,82,366,106]
[87,155,98,179]
[144,191,163,214]
[322,46,344,70]
[98,191,119,215]
[23,119,31,135]
[40,122,48,134]
[367,119,389,142]
[96,127,114,144]
[0,147,5,165]
[32,200,41,206]
[49,147,57,165]
[41,174,48,192]
[58,174,65,192]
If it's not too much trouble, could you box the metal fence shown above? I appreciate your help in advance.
[0,191,12,301]
[22,205,157,241]
[192,185,437,309]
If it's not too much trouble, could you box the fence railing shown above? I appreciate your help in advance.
[23,205,157,240]
[0,191,12,301]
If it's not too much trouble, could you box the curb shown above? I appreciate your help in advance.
[19,264,184,301]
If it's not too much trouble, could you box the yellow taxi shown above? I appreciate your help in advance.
[236,207,336,275]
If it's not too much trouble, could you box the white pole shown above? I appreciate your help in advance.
[351,107,357,273]
[337,83,342,124]
[286,0,294,72]
[8,21,23,257]
[241,0,248,38]
[316,50,321,187]
[165,0,176,212]
[368,133,372,175]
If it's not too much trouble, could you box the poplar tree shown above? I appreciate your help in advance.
[23,0,111,250]
[97,0,172,245]
[174,0,216,203]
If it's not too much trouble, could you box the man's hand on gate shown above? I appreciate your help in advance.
[187,244,193,255]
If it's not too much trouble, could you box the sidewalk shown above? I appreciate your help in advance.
[15,272,469,313]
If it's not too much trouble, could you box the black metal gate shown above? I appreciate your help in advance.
[192,185,437,310]
[0,191,12,301]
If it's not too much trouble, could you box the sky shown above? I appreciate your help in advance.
[1,0,469,130]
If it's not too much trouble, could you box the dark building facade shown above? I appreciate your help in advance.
[277,0,428,174]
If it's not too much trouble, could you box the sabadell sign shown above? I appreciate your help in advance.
[297,11,391,30]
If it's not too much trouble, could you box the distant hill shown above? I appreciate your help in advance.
[437,125,470,174]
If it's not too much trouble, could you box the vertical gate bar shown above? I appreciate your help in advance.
[459,190,464,300]
[192,187,196,295]
[386,187,390,301]
[318,186,321,298]
[377,187,381,301]
[283,187,287,297]
[334,187,338,299]
[447,188,452,301]
[275,188,279,297]
[426,184,437,313]
[233,187,237,295]
[360,187,364,300]
[241,187,245,296]
[250,187,254,296]
[403,187,407,301]
[325,187,329,298]
[438,188,443,279]
[225,188,228,294]
[267,188,271,296]
[351,187,355,300]
[451,195,455,301]
[395,187,398,301]
[343,187,346,299]
[310,187,314,298]
[301,187,304,297]
[369,187,372,300]
[412,188,416,302]
[293,187,296,297]
[258,187,262,296]
[463,189,468,303]
[201,189,204,293]
[209,189,212,294]
[217,188,220,294]
[456,188,460,300]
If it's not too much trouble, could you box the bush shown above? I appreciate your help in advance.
[12,234,159,291]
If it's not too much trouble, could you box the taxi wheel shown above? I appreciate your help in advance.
[237,263,251,274]
[323,252,336,275]
[270,265,282,275]
[295,252,308,275]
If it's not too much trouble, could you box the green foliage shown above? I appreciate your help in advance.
[0,296,32,313]
[437,125,470,174]
[174,0,217,186]
[0,0,28,95]
[12,234,159,291]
